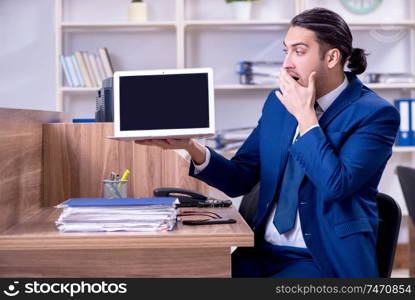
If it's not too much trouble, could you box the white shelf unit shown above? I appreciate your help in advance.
[393,146,415,153]
[60,82,415,94]
[55,0,301,111]
[55,0,415,109]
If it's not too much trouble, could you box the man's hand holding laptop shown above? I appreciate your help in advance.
[135,139,207,165]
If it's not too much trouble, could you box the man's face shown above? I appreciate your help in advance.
[282,26,326,88]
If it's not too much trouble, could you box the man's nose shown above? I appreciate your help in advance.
[282,54,294,69]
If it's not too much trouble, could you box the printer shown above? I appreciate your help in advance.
[95,77,113,122]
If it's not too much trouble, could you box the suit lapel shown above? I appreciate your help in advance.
[296,73,363,185]
[261,93,298,209]
[267,105,297,203]
[318,72,363,130]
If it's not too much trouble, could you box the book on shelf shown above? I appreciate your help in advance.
[71,55,85,87]
[60,55,73,87]
[61,48,114,88]
[83,52,98,87]
[65,55,80,87]
[94,54,106,83]
[74,51,93,88]
[88,52,102,87]
[99,47,114,78]
[55,197,179,233]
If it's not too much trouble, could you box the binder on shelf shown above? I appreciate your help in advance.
[394,98,412,146]
[411,100,415,146]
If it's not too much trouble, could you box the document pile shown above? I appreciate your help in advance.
[55,197,179,233]
[237,61,282,85]
[207,127,255,151]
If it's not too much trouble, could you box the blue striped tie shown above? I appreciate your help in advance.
[273,101,320,234]
[273,143,303,234]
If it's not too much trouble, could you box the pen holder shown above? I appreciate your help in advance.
[103,179,128,198]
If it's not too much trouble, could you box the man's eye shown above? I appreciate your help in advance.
[283,49,288,54]
[296,50,304,55]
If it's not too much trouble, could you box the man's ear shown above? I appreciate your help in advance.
[326,48,341,69]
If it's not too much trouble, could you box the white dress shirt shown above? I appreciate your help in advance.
[195,76,348,248]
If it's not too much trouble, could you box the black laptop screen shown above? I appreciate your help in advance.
[119,73,210,131]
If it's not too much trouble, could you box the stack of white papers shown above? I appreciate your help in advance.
[55,198,179,233]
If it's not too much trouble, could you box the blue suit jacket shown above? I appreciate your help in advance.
[190,72,400,277]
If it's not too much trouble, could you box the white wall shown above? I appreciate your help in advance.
[0,0,56,111]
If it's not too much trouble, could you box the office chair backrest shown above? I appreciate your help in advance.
[239,186,401,278]
[239,183,260,229]
[376,192,402,278]
[396,165,415,225]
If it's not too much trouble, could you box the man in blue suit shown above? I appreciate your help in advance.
[136,8,400,277]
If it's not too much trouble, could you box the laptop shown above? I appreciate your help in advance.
[108,68,215,140]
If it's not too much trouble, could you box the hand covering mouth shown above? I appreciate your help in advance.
[287,72,300,81]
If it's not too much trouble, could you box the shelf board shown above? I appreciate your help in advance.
[365,82,415,89]
[184,20,415,28]
[60,85,278,92]
[184,20,291,27]
[61,21,176,30]
[215,84,277,90]
[61,87,99,93]
[61,82,415,93]
[392,146,415,153]
[347,20,415,27]
[60,20,415,29]
[217,83,415,90]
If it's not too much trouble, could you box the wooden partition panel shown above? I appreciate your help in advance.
[0,108,66,232]
[43,123,208,206]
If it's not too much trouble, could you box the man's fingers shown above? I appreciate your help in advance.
[152,139,171,148]
[135,140,150,145]
[280,75,292,88]
[135,138,191,149]
[308,71,317,91]
[281,68,297,85]
[135,139,169,148]
[275,91,285,102]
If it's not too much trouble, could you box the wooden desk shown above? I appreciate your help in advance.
[0,108,254,277]
[0,206,253,277]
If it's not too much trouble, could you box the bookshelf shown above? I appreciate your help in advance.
[55,0,415,108]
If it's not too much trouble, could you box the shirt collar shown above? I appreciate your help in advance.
[315,75,348,112]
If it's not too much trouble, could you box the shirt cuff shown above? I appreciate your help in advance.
[193,147,211,174]
[300,124,320,137]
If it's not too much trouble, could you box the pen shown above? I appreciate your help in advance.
[118,169,130,189]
